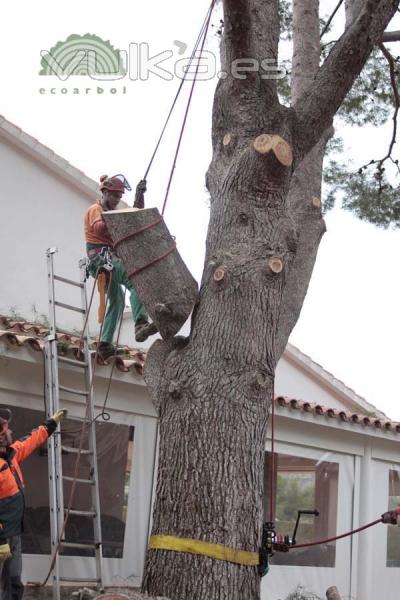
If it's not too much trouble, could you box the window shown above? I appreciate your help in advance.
[264,452,339,567]
[0,405,134,558]
[387,469,400,567]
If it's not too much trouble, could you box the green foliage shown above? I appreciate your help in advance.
[341,173,400,228]
[275,474,314,542]
[338,49,398,126]
[277,4,400,228]
[322,136,400,228]
[277,59,292,106]
[276,475,314,522]
[285,585,322,600]
[279,0,293,40]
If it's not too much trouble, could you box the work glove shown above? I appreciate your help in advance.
[0,543,11,561]
[51,409,68,425]
[134,179,147,209]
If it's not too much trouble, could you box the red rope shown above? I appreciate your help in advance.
[113,217,163,248]
[161,0,216,216]
[291,517,382,549]
[270,389,275,523]
[128,243,177,278]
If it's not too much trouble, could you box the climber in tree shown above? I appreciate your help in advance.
[84,174,157,360]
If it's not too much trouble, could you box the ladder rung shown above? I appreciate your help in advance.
[54,275,84,289]
[55,326,86,339]
[61,446,93,455]
[61,541,98,550]
[59,384,89,396]
[59,577,101,583]
[63,475,94,485]
[66,509,97,518]
[58,356,87,368]
[54,301,85,314]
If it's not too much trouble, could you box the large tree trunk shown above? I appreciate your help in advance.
[139,1,400,599]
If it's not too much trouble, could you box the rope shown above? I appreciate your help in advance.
[161,0,216,216]
[113,217,163,248]
[320,0,344,39]
[269,388,275,523]
[114,218,176,279]
[291,517,383,550]
[142,0,216,182]
[96,288,127,420]
[128,243,177,278]
[267,391,382,553]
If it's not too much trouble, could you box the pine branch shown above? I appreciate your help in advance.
[320,0,345,39]
[382,29,400,41]
[378,43,400,166]
[294,0,400,163]
[357,43,400,191]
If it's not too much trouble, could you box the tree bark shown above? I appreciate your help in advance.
[276,0,330,358]
[141,1,400,599]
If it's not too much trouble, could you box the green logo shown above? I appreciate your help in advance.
[40,34,126,80]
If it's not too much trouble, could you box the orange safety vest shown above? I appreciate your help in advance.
[0,424,52,542]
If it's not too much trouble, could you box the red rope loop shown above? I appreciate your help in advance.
[128,243,177,278]
[113,217,163,248]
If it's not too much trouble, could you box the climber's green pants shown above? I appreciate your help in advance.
[89,255,146,344]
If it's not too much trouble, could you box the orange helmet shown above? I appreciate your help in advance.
[99,174,132,193]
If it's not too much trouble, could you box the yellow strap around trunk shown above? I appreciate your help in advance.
[149,535,259,567]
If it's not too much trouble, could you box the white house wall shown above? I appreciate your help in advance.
[0,136,99,334]
[277,353,362,411]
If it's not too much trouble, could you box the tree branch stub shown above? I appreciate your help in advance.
[268,257,284,274]
[213,267,226,282]
[312,196,321,208]
[223,133,232,147]
[253,134,293,166]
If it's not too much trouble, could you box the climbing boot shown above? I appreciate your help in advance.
[135,318,158,343]
[97,341,116,361]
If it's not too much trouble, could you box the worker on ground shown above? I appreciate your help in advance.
[0,407,67,600]
[84,175,157,360]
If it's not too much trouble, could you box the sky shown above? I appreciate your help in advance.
[2,1,400,418]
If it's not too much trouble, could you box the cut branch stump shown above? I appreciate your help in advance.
[326,586,342,600]
[103,208,198,339]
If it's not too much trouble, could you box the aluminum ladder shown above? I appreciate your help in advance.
[45,247,104,599]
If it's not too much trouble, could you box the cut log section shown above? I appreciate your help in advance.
[326,586,342,600]
[103,208,198,339]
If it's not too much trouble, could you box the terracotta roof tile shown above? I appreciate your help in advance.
[275,395,400,434]
[1,315,399,433]
[0,315,145,376]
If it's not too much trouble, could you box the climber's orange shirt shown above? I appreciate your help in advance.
[84,200,113,246]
